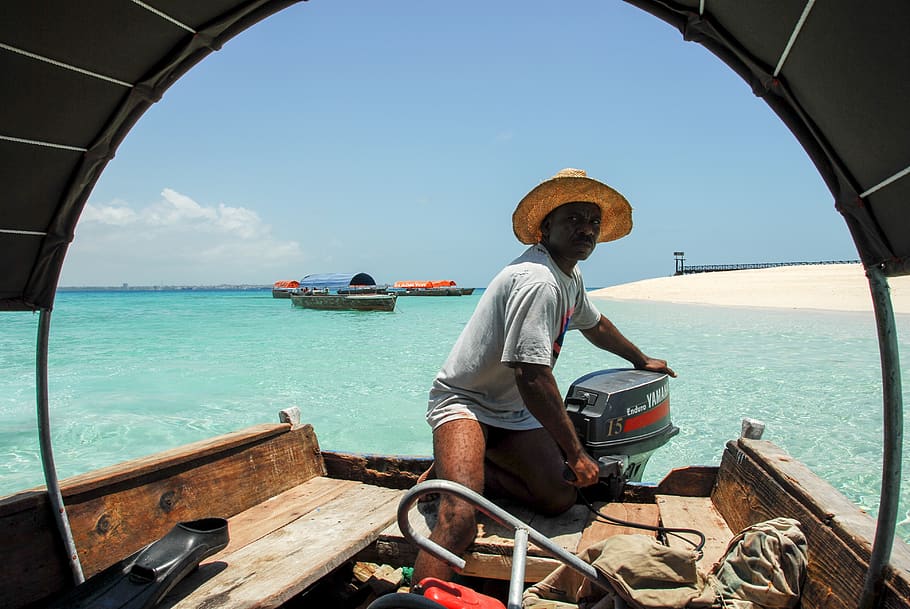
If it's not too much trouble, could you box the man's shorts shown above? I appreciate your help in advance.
[426,390,542,431]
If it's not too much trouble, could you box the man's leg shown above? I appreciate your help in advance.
[411,418,486,583]
[484,426,577,515]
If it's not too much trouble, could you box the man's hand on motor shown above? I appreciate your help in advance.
[640,357,676,378]
[564,452,601,488]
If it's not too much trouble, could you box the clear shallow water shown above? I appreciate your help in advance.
[1,290,908,543]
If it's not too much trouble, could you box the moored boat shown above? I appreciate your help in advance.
[271,279,300,298]
[392,280,465,296]
[290,292,397,312]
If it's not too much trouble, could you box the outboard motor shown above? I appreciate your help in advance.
[565,368,678,499]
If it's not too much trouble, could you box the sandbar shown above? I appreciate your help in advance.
[590,263,910,314]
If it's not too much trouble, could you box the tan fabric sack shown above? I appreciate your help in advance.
[523,535,717,609]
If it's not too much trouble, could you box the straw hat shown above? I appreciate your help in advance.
[512,168,632,245]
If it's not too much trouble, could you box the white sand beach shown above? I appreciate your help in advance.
[591,263,910,314]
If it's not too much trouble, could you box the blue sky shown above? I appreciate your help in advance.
[59,0,857,289]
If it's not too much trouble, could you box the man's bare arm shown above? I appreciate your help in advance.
[512,362,600,487]
[581,315,676,377]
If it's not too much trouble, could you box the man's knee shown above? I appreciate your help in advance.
[529,483,577,516]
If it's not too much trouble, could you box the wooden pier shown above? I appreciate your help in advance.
[672,252,860,276]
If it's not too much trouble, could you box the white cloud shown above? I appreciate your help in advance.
[215,203,265,239]
[146,188,218,225]
[61,189,307,286]
[80,199,137,225]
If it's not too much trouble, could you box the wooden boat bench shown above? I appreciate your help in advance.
[162,472,403,608]
[1,420,406,609]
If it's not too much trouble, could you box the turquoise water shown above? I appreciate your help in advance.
[1,290,908,543]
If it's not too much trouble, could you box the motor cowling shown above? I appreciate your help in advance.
[565,368,678,499]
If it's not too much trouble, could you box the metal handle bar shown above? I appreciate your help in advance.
[398,480,611,609]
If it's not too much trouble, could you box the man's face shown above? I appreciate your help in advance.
[540,201,601,264]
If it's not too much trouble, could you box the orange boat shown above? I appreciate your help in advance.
[271,279,300,298]
[392,280,463,296]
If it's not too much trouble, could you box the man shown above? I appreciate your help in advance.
[412,168,676,583]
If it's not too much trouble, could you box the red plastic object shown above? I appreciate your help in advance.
[418,578,506,609]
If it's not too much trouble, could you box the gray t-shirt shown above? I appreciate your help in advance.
[426,244,601,430]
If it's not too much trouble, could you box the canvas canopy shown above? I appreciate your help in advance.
[299,273,377,290]
[1,4,906,603]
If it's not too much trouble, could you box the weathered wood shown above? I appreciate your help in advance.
[712,438,910,609]
[463,554,563,583]
[0,423,325,608]
[360,500,591,581]
[656,495,732,571]
[66,423,326,578]
[577,502,660,552]
[215,477,358,554]
[0,492,69,609]
[621,465,718,503]
[322,451,432,490]
[162,482,405,609]
[470,500,589,556]
[655,465,718,497]
[42,424,296,502]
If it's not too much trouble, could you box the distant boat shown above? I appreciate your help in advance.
[271,280,299,298]
[290,292,397,312]
[391,280,466,296]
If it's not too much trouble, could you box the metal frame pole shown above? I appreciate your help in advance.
[398,480,611,605]
[858,266,904,609]
[36,309,84,584]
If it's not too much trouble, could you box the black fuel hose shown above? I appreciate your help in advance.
[577,487,707,555]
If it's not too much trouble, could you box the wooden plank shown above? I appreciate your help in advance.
[712,438,910,609]
[623,465,717,503]
[377,500,588,557]
[361,499,590,582]
[66,424,298,497]
[322,451,433,490]
[0,424,293,512]
[65,423,326,578]
[577,503,660,552]
[471,500,588,556]
[216,477,358,555]
[655,495,732,571]
[654,465,718,497]
[462,554,563,583]
[162,482,405,609]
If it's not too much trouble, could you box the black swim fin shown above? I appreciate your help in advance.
[46,517,229,609]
